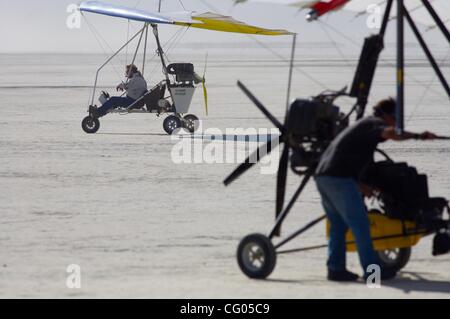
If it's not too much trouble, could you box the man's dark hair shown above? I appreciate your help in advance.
[373,98,396,117]
[126,64,138,75]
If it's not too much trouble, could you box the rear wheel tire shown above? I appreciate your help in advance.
[183,114,200,133]
[163,115,182,135]
[237,234,276,279]
[82,116,100,134]
[377,247,411,272]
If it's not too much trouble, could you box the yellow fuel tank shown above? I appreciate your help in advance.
[326,211,423,252]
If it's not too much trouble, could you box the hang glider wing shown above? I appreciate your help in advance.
[175,12,293,35]
[79,1,293,35]
[233,0,348,17]
[306,0,350,20]
[235,0,450,29]
[79,1,177,25]
[234,0,319,9]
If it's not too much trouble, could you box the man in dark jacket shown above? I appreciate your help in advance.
[315,98,436,282]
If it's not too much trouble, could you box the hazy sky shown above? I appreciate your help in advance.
[1,0,448,53]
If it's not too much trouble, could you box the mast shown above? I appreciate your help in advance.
[142,24,149,76]
[152,24,171,84]
[285,34,297,112]
[396,0,404,134]
[151,1,177,111]
[154,0,167,78]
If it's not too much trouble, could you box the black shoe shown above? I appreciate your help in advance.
[89,105,99,119]
[327,269,359,282]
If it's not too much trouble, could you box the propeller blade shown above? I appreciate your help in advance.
[224,162,254,187]
[203,52,208,78]
[202,52,209,116]
[224,137,281,186]
[202,80,209,116]
[237,81,285,133]
[274,144,290,236]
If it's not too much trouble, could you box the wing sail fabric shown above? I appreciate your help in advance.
[79,1,293,35]
[234,0,319,9]
[176,12,293,35]
[234,1,351,20]
[79,1,176,25]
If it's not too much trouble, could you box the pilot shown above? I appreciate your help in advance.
[314,98,437,282]
[90,64,148,118]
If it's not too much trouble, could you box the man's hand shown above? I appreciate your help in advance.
[116,83,125,92]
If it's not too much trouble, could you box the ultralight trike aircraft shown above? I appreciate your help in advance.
[78,1,292,135]
[225,0,450,279]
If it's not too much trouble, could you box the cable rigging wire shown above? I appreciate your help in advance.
[406,48,450,124]
[318,20,353,69]
[82,13,125,81]
[198,0,329,90]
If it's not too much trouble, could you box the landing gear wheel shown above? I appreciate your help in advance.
[82,116,100,134]
[163,115,182,135]
[377,247,411,272]
[183,114,200,133]
[237,234,276,279]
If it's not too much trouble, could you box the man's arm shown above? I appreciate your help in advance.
[381,127,437,141]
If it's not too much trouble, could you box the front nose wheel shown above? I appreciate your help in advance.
[163,115,182,135]
[237,234,276,279]
[82,116,100,134]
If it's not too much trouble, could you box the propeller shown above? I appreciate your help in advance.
[224,81,287,186]
[274,144,290,236]
[202,53,209,116]
[223,136,280,186]
[224,81,293,236]
[237,81,285,133]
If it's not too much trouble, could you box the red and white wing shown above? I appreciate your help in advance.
[235,0,450,29]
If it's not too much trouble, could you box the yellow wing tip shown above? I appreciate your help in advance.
[174,14,295,36]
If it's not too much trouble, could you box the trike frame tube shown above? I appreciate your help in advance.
[268,171,314,239]
[89,26,146,107]
[276,229,432,255]
[403,5,450,98]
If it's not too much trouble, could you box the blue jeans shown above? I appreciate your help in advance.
[97,96,136,117]
[315,175,380,272]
